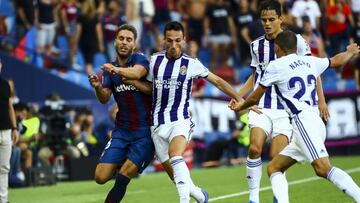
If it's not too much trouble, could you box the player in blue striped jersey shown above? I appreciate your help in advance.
[89,24,155,203]
[231,30,360,203]
[228,1,329,202]
[104,21,242,203]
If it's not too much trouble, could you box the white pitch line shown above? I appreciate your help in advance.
[208,167,360,202]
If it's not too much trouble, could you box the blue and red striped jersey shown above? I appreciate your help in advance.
[102,52,152,130]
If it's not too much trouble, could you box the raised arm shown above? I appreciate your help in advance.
[330,43,360,68]
[205,72,242,101]
[102,63,148,80]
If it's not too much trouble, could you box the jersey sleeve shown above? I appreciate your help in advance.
[311,56,330,77]
[296,34,311,56]
[250,42,258,69]
[133,53,150,71]
[259,61,280,87]
[101,71,112,88]
[146,55,155,82]
[191,58,209,78]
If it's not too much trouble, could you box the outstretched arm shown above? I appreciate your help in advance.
[230,85,267,112]
[102,63,148,80]
[330,43,360,68]
[206,72,242,101]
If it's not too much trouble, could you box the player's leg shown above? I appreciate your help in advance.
[312,157,360,201]
[247,110,276,203]
[267,154,297,203]
[95,163,118,184]
[104,160,139,203]
[169,135,192,203]
[246,127,267,203]
[162,160,208,203]
[294,110,360,202]
[269,135,289,160]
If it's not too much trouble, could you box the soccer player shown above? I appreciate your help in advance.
[228,1,329,202]
[230,30,360,203]
[102,21,242,203]
[88,24,155,203]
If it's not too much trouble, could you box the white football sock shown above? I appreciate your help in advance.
[171,156,191,203]
[246,157,262,203]
[190,180,205,203]
[327,167,360,202]
[270,172,289,203]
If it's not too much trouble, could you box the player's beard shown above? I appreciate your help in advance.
[116,47,133,60]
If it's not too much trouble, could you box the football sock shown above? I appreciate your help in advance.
[171,156,191,203]
[327,167,360,202]
[246,157,262,203]
[104,173,130,203]
[189,180,205,203]
[270,172,289,203]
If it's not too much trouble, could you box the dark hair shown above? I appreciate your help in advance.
[163,21,184,37]
[302,15,310,23]
[258,0,282,16]
[116,24,137,40]
[275,30,297,52]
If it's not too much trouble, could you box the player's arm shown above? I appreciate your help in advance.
[205,72,242,101]
[231,85,266,112]
[102,63,148,80]
[238,71,255,97]
[88,74,111,104]
[316,77,330,121]
[124,79,152,95]
[330,43,360,68]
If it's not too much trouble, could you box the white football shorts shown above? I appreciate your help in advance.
[280,109,329,163]
[151,119,195,163]
[248,108,293,139]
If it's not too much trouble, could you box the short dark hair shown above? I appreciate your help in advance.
[163,21,184,37]
[275,30,297,52]
[258,0,282,16]
[116,24,137,40]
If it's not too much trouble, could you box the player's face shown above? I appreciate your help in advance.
[115,30,136,58]
[165,30,185,59]
[260,10,282,37]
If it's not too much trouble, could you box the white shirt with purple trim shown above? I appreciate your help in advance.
[259,53,330,117]
[147,51,209,126]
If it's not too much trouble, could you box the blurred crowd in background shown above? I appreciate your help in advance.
[1,0,360,187]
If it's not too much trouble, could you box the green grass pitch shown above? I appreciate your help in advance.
[9,156,360,203]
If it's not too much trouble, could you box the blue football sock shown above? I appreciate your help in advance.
[105,173,130,203]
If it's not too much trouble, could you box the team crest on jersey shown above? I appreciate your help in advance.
[180,65,187,75]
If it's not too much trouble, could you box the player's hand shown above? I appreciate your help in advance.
[11,129,19,145]
[102,63,117,74]
[347,43,360,56]
[318,101,330,121]
[249,105,262,114]
[88,74,101,89]
[228,98,244,111]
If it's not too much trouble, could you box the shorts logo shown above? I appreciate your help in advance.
[180,65,187,75]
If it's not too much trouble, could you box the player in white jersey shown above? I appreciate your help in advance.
[102,21,242,203]
[228,1,329,202]
[231,30,360,203]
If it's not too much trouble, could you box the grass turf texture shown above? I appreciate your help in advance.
[9,156,360,203]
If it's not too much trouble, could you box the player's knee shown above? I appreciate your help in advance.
[267,162,279,177]
[248,145,262,158]
[94,172,109,184]
[312,159,332,178]
[314,166,328,178]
